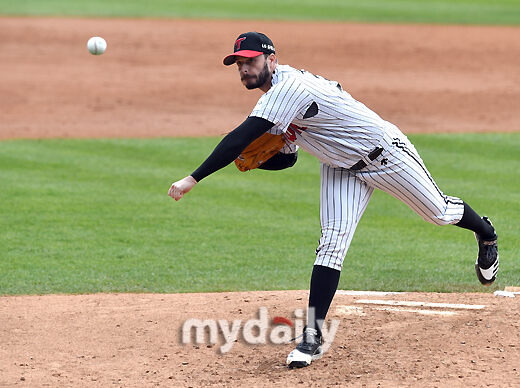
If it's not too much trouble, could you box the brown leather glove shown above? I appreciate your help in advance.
[234,133,286,172]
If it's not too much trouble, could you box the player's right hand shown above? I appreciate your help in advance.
[168,176,198,201]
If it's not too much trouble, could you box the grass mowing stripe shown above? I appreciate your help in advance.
[1,0,519,25]
[1,134,518,295]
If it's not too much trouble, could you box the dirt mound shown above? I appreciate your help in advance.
[2,291,519,387]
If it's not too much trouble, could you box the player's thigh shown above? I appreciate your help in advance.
[320,163,374,226]
[358,142,462,224]
[317,164,374,270]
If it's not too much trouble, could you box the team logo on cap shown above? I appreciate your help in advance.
[235,37,246,51]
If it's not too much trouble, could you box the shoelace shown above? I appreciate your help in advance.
[290,328,319,342]
[290,333,303,342]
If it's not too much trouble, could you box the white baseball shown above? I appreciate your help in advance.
[87,37,107,55]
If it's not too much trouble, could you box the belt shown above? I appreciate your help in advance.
[349,147,384,171]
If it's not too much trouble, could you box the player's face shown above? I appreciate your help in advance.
[236,54,273,91]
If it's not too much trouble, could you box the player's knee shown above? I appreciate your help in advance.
[423,212,457,226]
[315,223,355,270]
[314,241,345,271]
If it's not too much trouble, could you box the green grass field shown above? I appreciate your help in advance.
[1,2,518,295]
[1,134,518,295]
[1,0,519,25]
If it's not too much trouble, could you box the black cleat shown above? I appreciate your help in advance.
[474,217,499,285]
[286,327,323,368]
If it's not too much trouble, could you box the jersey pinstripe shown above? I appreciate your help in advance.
[315,125,464,271]
[250,64,465,271]
[250,64,386,169]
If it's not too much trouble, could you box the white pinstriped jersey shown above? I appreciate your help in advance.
[249,64,464,271]
[250,64,388,168]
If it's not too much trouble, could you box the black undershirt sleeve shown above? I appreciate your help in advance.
[191,116,274,182]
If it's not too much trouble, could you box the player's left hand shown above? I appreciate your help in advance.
[168,176,198,201]
[234,133,286,172]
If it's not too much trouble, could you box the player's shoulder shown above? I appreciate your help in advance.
[273,64,337,90]
[269,65,308,93]
[274,64,300,75]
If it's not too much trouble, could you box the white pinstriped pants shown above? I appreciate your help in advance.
[315,124,465,271]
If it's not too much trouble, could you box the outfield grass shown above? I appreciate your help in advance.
[1,0,519,25]
[1,134,518,295]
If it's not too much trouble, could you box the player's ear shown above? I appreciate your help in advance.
[268,54,277,69]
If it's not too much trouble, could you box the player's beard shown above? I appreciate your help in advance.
[244,62,270,90]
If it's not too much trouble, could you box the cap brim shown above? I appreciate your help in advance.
[223,50,264,66]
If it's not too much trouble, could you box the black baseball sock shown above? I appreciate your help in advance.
[307,265,341,332]
[455,202,496,240]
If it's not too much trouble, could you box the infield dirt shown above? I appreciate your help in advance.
[1,18,519,139]
[2,291,520,387]
[1,17,519,387]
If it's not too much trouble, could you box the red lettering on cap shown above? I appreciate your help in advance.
[235,37,246,50]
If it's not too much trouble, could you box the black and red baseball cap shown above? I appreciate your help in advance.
[223,32,275,66]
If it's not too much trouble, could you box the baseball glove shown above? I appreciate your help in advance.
[235,133,286,172]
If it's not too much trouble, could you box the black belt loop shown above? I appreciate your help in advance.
[350,147,384,171]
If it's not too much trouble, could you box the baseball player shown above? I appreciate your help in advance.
[168,32,499,368]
